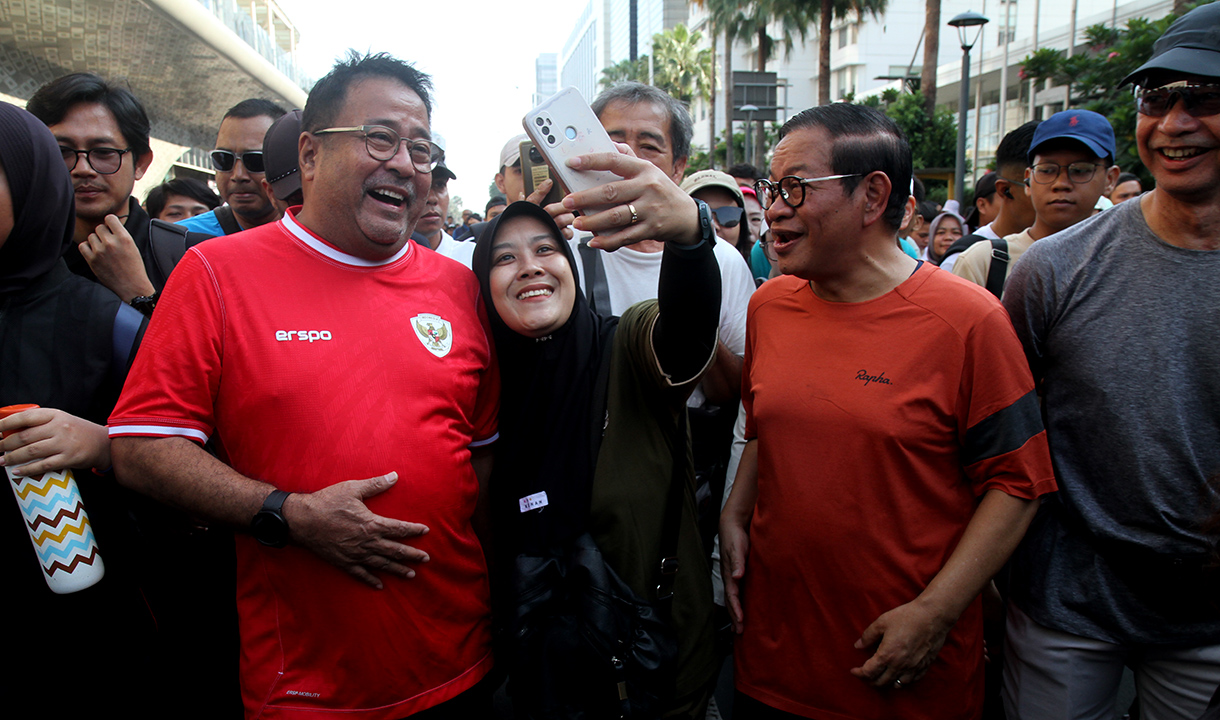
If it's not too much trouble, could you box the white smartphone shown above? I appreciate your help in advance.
[522,87,622,215]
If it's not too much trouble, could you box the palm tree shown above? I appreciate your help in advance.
[652,25,715,107]
[697,0,749,166]
[813,0,889,106]
[600,56,650,89]
[921,0,941,115]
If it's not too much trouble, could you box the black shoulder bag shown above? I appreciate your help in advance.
[506,341,685,719]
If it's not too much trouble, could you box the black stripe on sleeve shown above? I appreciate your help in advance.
[962,389,1044,466]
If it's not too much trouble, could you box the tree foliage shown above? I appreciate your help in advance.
[857,91,957,170]
[686,124,782,175]
[651,25,715,106]
[1018,11,1182,185]
[600,56,650,89]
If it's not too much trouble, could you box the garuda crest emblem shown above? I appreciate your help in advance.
[412,313,453,358]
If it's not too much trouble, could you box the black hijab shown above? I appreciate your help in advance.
[0,101,76,297]
[473,202,619,554]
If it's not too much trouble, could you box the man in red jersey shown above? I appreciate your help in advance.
[719,103,1057,720]
[109,53,500,720]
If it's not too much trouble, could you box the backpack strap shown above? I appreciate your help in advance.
[985,237,1010,299]
[147,219,191,291]
[214,205,244,236]
[578,239,613,317]
[111,302,145,382]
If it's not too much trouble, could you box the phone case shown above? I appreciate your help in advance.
[520,140,564,206]
[522,87,621,215]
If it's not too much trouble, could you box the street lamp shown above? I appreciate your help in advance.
[741,104,759,168]
[948,10,989,201]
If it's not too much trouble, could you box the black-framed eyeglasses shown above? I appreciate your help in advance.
[60,146,130,175]
[711,205,745,228]
[210,149,265,173]
[1029,162,1104,185]
[1136,82,1220,119]
[754,174,861,210]
[313,125,444,172]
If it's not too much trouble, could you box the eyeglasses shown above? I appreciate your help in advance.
[210,149,265,173]
[753,174,861,210]
[758,237,778,263]
[1136,82,1220,118]
[60,146,130,174]
[1029,162,1104,185]
[313,125,444,172]
[711,205,745,228]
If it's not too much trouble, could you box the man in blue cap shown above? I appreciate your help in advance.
[1001,3,1220,718]
[952,109,1119,297]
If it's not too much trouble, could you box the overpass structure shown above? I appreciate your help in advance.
[0,0,311,196]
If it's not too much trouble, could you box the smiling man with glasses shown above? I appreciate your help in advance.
[110,52,501,720]
[1001,4,1220,719]
[720,101,1055,720]
[179,98,287,237]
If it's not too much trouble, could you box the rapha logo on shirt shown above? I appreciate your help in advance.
[275,330,333,343]
[856,369,893,387]
[412,313,453,358]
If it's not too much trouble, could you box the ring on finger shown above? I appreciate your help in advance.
[893,679,903,689]
[627,203,639,225]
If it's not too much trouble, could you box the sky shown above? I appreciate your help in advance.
[280,0,586,217]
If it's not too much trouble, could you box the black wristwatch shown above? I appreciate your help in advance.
[694,199,714,246]
[129,293,157,318]
[251,489,292,548]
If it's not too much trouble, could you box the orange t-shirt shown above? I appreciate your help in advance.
[736,265,1056,720]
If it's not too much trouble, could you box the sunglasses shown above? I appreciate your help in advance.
[210,149,266,173]
[711,205,745,229]
[1136,82,1220,118]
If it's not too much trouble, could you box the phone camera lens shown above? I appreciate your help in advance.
[529,147,543,163]
[535,117,545,126]
[546,134,556,145]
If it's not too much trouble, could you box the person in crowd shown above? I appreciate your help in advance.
[910,199,937,251]
[258,108,304,216]
[475,185,719,716]
[954,110,1119,298]
[894,177,927,261]
[412,153,475,267]
[467,212,482,224]
[964,172,999,231]
[144,177,220,222]
[681,169,754,260]
[180,98,287,236]
[1001,5,1220,717]
[1110,171,1143,203]
[0,100,160,720]
[940,121,1040,270]
[109,53,500,719]
[726,162,764,191]
[720,102,1056,720]
[485,194,507,222]
[27,72,210,313]
[495,133,528,203]
[923,208,965,264]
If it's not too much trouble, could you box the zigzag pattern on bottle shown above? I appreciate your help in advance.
[11,471,72,500]
[31,515,92,546]
[25,502,85,532]
[18,488,77,516]
[35,535,98,565]
[44,546,101,577]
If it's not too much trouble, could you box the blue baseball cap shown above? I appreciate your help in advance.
[1028,110,1116,164]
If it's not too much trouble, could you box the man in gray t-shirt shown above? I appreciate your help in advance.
[1000,5,1220,719]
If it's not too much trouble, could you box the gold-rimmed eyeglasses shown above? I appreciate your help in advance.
[313,125,444,172]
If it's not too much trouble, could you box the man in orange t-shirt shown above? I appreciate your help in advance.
[720,103,1057,720]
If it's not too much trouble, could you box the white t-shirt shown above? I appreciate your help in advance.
[433,231,476,268]
[570,234,755,406]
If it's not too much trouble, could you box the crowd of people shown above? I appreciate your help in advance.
[2,3,1219,720]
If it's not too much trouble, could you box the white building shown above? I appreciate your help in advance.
[535,53,559,105]
[560,0,689,104]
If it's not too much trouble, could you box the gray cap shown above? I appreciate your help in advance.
[1120,3,1220,86]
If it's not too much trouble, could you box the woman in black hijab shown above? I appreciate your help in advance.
[0,101,162,717]
[474,179,722,718]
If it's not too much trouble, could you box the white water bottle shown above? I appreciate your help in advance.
[3,404,106,594]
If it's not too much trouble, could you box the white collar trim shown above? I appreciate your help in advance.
[281,210,413,268]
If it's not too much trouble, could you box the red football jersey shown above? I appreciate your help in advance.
[111,211,499,719]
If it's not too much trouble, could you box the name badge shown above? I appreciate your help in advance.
[519,491,549,513]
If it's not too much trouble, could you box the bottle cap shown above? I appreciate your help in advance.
[0,404,39,439]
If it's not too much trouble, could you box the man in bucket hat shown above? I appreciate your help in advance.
[1001,4,1220,718]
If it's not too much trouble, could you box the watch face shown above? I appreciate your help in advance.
[252,510,288,548]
